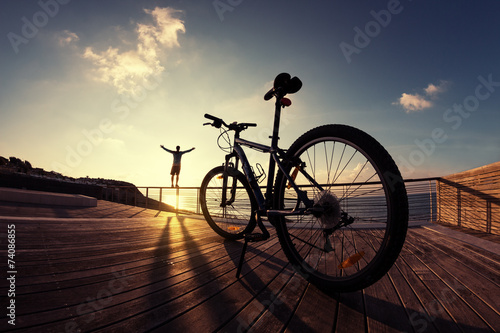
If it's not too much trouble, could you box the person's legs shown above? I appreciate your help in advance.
[170,165,176,187]
[171,164,181,187]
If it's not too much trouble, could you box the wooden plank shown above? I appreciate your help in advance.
[284,284,337,332]
[0,199,174,219]
[404,229,499,331]
[443,161,500,181]
[412,228,500,299]
[422,232,500,283]
[363,230,413,333]
[146,239,286,332]
[218,266,296,332]
[249,269,309,332]
[396,246,462,333]
[334,291,366,333]
[392,254,441,333]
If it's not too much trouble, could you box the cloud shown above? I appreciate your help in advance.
[58,30,79,46]
[140,8,185,48]
[394,80,450,113]
[82,7,185,96]
[424,80,450,98]
[397,93,433,113]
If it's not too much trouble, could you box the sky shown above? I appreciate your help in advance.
[1,0,499,187]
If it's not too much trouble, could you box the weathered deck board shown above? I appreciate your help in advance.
[404,229,499,331]
[1,200,499,332]
[402,235,491,331]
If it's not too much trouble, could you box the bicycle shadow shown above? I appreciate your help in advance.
[222,237,314,330]
[223,239,487,332]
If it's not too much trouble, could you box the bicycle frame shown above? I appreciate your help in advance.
[222,98,316,218]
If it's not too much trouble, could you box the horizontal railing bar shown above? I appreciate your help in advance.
[102,178,439,223]
[106,177,441,191]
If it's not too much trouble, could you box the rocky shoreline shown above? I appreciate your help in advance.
[0,156,175,212]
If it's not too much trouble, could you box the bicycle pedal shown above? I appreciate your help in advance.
[244,233,269,242]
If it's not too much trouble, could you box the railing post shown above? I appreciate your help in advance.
[145,187,149,209]
[436,180,441,223]
[487,201,492,233]
[344,185,348,213]
[176,186,180,211]
[159,187,162,210]
[197,188,200,214]
[457,187,461,227]
[429,180,433,222]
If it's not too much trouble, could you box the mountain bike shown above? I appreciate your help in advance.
[199,73,408,292]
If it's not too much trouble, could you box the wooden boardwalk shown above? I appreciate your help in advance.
[1,200,499,332]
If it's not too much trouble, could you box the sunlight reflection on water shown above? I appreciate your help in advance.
[161,189,199,212]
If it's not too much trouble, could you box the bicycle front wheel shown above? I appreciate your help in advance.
[273,125,408,292]
[200,166,257,240]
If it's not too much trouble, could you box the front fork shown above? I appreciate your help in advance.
[222,150,270,239]
[220,152,239,207]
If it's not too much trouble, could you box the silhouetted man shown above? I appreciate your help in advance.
[160,145,195,187]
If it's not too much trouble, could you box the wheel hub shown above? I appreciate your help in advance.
[313,190,341,228]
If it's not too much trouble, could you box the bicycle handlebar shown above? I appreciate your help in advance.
[204,113,220,122]
[204,113,224,128]
[204,113,256,131]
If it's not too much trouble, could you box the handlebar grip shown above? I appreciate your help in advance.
[239,123,257,128]
[204,113,219,121]
[204,113,223,128]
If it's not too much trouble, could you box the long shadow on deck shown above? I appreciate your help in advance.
[145,215,245,331]
[222,237,314,331]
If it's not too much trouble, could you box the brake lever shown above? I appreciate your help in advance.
[203,122,211,126]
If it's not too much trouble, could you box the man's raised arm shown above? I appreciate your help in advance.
[182,147,195,154]
[160,145,174,154]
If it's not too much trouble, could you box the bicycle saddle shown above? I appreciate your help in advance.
[264,73,302,100]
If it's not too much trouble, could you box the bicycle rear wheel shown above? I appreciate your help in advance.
[200,166,257,240]
[273,125,408,292]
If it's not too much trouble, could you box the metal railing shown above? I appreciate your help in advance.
[103,177,439,222]
[404,178,439,223]
[101,186,201,214]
